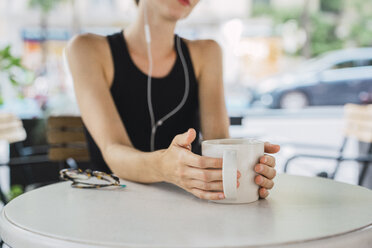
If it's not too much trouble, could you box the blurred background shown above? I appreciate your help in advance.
[0,0,371,205]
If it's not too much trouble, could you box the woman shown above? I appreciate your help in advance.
[66,0,280,200]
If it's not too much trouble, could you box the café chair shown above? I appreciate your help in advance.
[284,104,372,186]
[23,116,91,192]
[0,116,90,205]
[47,115,90,169]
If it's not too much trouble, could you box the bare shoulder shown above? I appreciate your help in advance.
[183,39,222,75]
[66,33,113,86]
[185,38,221,50]
[66,33,109,60]
[185,39,222,59]
[183,39,222,80]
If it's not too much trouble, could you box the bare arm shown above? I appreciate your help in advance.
[66,34,162,183]
[196,40,230,140]
[192,40,280,199]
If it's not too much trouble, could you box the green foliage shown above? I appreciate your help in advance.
[348,0,372,47]
[309,13,343,56]
[251,1,372,57]
[28,0,67,14]
[320,0,344,13]
[0,45,33,87]
[1,45,25,86]
[252,4,301,24]
[0,45,34,105]
[0,45,22,70]
[253,4,342,56]
[252,0,372,56]
[7,185,24,201]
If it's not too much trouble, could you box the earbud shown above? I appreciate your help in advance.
[144,24,151,44]
[143,0,151,44]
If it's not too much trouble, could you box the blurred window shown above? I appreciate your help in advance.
[332,61,355,69]
[331,59,372,70]
[360,59,372,67]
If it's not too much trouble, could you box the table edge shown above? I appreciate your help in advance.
[1,207,372,248]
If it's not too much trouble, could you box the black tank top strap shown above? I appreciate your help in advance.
[106,32,131,86]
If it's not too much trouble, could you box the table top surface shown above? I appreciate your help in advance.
[1,174,372,248]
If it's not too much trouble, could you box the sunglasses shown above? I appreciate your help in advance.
[59,168,126,189]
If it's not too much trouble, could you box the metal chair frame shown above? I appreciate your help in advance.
[284,137,372,185]
[284,104,372,186]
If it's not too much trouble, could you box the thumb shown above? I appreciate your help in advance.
[172,128,196,148]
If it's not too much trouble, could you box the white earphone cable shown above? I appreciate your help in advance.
[144,2,156,150]
[159,37,190,124]
[144,1,190,151]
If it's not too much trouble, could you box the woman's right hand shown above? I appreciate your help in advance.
[158,128,240,200]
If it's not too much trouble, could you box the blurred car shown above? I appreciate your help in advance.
[253,48,372,109]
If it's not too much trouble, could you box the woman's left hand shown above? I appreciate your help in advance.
[254,142,280,199]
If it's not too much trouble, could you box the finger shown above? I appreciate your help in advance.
[183,152,223,169]
[186,144,192,151]
[255,175,274,189]
[264,142,280,154]
[189,188,225,200]
[185,167,223,182]
[259,187,269,199]
[185,179,224,191]
[255,164,276,180]
[259,155,276,167]
[172,129,196,148]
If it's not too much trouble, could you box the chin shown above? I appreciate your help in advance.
[166,10,190,21]
[152,0,199,22]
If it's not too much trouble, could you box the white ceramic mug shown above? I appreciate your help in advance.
[202,138,264,204]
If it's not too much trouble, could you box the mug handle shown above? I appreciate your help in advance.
[222,149,238,200]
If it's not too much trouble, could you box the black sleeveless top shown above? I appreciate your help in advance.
[84,31,201,173]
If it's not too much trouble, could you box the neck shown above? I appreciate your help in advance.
[125,4,177,58]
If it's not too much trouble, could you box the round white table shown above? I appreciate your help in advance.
[1,174,372,248]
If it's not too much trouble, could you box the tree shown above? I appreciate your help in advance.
[346,0,372,47]
[28,0,67,74]
[252,1,345,57]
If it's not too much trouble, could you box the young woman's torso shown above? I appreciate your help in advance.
[83,31,205,172]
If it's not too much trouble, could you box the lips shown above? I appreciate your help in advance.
[178,0,190,6]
